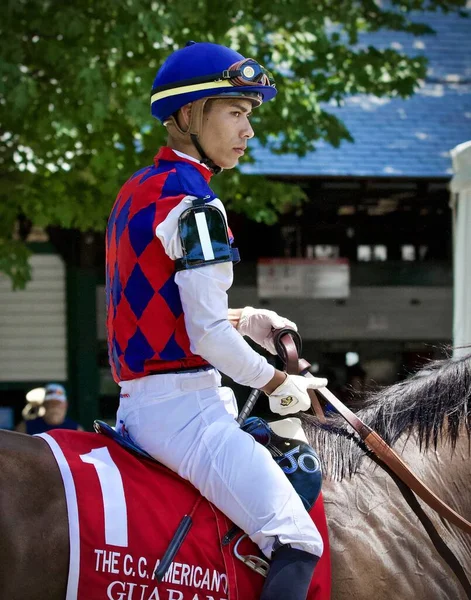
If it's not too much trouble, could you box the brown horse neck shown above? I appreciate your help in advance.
[0,431,68,600]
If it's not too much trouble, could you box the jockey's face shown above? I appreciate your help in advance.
[43,400,67,425]
[198,98,255,169]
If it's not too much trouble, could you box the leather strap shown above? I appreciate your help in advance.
[298,358,327,424]
[212,507,239,600]
[274,329,301,376]
[278,333,471,536]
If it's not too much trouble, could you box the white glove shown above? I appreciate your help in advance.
[268,374,328,416]
[236,307,298,354]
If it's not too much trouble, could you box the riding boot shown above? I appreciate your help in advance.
[260,544,319,600]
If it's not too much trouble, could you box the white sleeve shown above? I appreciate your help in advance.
[155,196,275,389]
[176,264,274,388]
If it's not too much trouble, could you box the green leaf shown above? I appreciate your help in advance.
[0,239,32,290]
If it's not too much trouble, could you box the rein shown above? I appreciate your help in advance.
[276,331,471,537]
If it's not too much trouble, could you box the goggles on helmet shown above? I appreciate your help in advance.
[151,58,275,104]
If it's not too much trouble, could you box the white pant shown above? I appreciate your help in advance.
[117,369,323,559]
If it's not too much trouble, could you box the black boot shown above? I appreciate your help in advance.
[260,545,319,600]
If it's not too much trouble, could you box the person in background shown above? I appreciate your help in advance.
[16,383,83,435]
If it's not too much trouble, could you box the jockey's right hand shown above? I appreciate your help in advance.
[235,306,297,355]
[266,373,328,416]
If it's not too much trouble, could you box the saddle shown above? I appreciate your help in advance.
[94,419,152,460]
[94,417,322,511]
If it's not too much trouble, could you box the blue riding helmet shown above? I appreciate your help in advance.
[151,41,277,123]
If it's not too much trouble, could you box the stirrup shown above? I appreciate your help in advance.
[233,534,270,578]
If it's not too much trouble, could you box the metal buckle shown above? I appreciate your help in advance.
[233,534,270,577]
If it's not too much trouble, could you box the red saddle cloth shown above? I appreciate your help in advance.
[39,429,331,600]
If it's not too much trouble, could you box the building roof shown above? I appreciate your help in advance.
[243,10,471,178]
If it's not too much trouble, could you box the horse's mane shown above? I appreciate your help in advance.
[301,351,471,481]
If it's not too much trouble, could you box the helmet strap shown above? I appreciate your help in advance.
[189,134,222,175]
[164,97,222,175]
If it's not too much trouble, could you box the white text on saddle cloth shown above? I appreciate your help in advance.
[98,554,228,599]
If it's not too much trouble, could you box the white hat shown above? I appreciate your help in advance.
[44,383,67,402]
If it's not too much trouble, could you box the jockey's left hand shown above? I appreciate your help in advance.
[267,373,328,416]
[236,306,297,354]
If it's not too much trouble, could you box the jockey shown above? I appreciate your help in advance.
[106,41,327,600]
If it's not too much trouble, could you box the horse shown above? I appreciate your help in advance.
[0,351,470,600]
[299,350,471,599]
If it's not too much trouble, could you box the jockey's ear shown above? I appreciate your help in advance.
[178,103,193,129]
